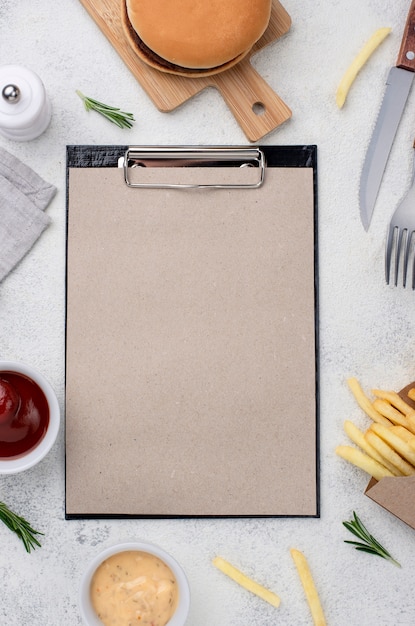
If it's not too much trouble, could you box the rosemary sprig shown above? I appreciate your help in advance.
[0,501,44,553]
[76,90,135,129]
[343,511,400,568]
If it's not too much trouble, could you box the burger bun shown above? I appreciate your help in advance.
[121,0,272,77]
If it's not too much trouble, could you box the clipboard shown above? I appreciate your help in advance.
[65,145,319,519]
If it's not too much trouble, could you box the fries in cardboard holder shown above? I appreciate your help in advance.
[336,378,415,529]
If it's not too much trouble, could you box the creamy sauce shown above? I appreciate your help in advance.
[90,550,179,626]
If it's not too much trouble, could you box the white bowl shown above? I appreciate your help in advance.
[0,360,60,474]
[79,541,190,626]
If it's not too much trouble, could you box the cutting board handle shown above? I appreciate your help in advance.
[212,59,292,142]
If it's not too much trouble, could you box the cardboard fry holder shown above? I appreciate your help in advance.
[364,383,415,529]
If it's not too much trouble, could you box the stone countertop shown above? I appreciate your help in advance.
[1,1,415,624]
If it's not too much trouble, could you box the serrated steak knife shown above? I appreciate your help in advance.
[360,0,415,230]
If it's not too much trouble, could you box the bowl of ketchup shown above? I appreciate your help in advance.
[0,361,60,474]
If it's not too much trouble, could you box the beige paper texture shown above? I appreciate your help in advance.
[65,165,317,516]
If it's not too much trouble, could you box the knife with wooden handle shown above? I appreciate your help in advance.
[359,0,415,230]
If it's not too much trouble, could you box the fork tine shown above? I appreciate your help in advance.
[401,229,410,288]
[394,228,407,287]
[385,225,396,285]
[403,229,415,288]
[410,231,415,289]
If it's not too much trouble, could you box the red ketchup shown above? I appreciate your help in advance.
[0,372,49,459]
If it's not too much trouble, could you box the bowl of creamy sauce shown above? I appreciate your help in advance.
[0,361,60,474]
[80,542,190,626]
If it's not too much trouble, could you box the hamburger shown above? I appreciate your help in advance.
[121,0,272,77]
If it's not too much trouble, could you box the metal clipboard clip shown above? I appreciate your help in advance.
[122,146,266,189]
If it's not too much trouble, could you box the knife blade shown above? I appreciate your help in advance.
[359,0,415,230]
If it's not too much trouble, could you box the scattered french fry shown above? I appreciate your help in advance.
[212,556,281,608]
[290,548,326,626]
[347,378,392,426]
[407,388,415,402]
[335,445,394,481]
[336,27,391,108]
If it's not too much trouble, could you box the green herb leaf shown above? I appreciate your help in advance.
[0,501,44,553]
[343,511,400,567]
[76,90,135,129]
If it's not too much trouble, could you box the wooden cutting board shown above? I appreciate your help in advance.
[77,0,292,141]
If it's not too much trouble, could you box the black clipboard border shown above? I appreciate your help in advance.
[65,144,319,520]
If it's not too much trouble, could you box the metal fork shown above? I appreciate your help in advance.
[385,140,415,288]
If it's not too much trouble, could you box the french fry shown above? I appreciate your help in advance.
[338,378,415,479]
[336,27,391,108]
[406,413,415,435]
[343,420,400,475]
[347,378,392,426]
[335,445,394,481]
[389,425,415,443]
[365,430,413,476]
[372,389,415,417]
[370,422,415,467]
[371,398,413,431]
[290,548,326,626]
[212,556,281,608]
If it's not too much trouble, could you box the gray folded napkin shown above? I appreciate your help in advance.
[0,146,56,282]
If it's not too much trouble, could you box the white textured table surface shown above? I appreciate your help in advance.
[1,1,415,625]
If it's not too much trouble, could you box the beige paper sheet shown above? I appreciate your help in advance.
[65,164,317,517]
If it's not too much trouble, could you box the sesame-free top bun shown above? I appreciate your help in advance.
[124,0,272,71]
